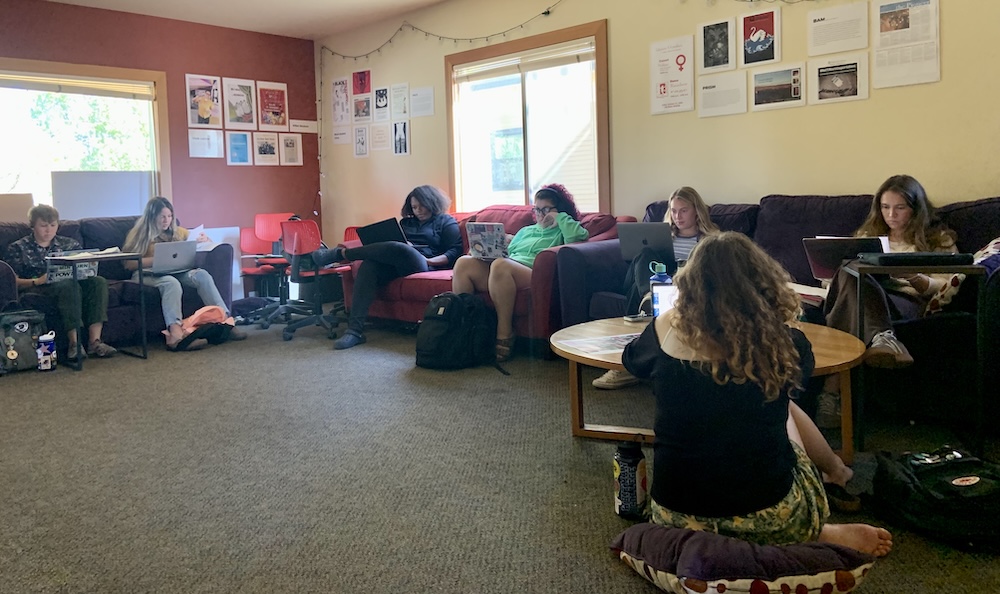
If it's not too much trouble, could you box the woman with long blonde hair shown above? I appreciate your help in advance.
[623,232,892,557]
[124,197,245,350]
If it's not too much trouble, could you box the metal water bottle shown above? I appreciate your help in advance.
[36,331,57,371]
[614,441,648,520]
[649,261,672,318]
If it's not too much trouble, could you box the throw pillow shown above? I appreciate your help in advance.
[611,523,875,594]
[974,236,1000,278]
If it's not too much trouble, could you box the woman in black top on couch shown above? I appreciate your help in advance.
[622,232,892,557]
[312,185,463,349]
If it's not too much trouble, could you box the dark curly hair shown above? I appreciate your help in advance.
[534,183,580,220]
[401,185,451,218]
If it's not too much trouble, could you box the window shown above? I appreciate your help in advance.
[446,21,610,213]
[0,58,170,213]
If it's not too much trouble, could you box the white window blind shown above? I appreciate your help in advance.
[0,70,155,100]
[453,38,595,83]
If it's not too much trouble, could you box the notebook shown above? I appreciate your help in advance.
[618,222,675,262]
[46,250,98,283]
[802,237,884,282]
[466,222,507,260]
[151,240,197,275]
[356,217,406,245]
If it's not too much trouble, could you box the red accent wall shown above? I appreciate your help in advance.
[0,0,319,230]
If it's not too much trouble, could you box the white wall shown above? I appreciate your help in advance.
[316,0,1000,241]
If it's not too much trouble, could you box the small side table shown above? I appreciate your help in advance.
[843,262,987,453]
[46,251,147,371]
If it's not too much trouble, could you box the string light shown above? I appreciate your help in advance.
[320,0,564,61]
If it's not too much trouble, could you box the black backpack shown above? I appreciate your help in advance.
[871,446,1000,551]
[415,292,501,371]
[0,309,47,374]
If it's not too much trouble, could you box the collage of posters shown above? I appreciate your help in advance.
[185,73,311,166]
[652,0,939,119]
[332,71,416,158]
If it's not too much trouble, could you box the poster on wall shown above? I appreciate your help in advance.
[697,18,736,73]
[353,95,372,124]
[871,0,940,89]
[808,1,868,56]
[650,36,694,115]
[221,77,256,130]
[188,129,223,158]
[353,70,372,95]
[257,81,289,132]
[332,128,350,145]
[393,120,409,156]
[373,87,390,122]
[697,70,747,118]
[226,131,252,165]
[390,83,409,120]
[751,63,805,112]
[353,126,369,158]
[253,132,279,165]
[808,52,869,105]
[332,76,350,126]
[739,8,781,68]
[371,124,390,151]
[410,87,434,118]
[185,74,222,129]
[279,133,303,166]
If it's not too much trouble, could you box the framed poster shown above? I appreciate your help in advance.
[222,78,256,130]
[739,8,781,68]
[392,120,409,156]
[353,95,372,124]
[226,131,252,166]
[253,132,279,165]
[257,81,289,132]
[373,87,390,122]
[352,70,371,95]
[279,133,303,166]
[751,63,805,112]
[808,53,869,105]
[697,18,736,73]
[185,73,222,128]
[353,125,369,158]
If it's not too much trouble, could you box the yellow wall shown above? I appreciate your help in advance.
[317,0,1000,240]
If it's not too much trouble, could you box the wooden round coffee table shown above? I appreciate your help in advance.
[550,318,864,464]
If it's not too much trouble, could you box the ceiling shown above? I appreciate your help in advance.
[48,0,452,40]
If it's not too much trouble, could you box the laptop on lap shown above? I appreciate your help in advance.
[617,222,676,263]
[356,218,407,245]
[802,237,884,282]
[151,241,197,275]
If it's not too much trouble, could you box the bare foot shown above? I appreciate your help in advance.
[819,523,893,557]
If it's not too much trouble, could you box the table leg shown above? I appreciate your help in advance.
[567,361,654,443]
[838,369,854,465]
[569,360,585,436]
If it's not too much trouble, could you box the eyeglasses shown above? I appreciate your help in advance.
[532,206,557,215]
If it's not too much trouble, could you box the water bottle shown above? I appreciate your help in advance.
[614,441,648,520]
[36,331,57,371]
[649,261,673,318]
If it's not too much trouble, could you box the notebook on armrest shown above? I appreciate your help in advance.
[856,252,974,266]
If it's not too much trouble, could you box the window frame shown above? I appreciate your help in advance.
[445,20,610,213]
[0,56,172,199]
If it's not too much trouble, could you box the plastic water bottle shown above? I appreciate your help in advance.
[36,331,57,371]
[614,441,648,520]
[649,261,673,317]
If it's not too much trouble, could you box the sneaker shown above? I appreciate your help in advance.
[334,330,366,350]
[66,344,88,362]
[816,391,841,429]
[864,329,913,368]
[86,340,117,358]
[593,369,640,390]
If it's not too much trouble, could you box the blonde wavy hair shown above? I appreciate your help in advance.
[667,186,720,237]
[671,232,803,401]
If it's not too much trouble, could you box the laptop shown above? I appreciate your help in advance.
[151,240,198,275]
[356,217,406,245]
[802,237,884,282]
[618,222,675,263]
[857,252,974,266]
[651,281,679,317]
[46,249,98,283]
[466,222,507,260]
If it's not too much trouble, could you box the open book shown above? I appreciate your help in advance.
[49,246,121,261]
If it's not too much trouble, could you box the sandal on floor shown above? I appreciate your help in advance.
[163,330,209,352]
[495,336,515,362]
[824,482,862,513]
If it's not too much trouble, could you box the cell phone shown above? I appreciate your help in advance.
[623,313,651,323]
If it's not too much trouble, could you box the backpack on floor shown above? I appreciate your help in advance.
[174,305,236,351]
[871,446,1000,551]
[0,309,47,374]
[415,292,498,371]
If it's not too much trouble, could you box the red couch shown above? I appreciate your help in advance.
[340,204,634,354]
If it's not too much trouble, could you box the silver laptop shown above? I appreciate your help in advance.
[151,241,197,275]
[617,222,676,263]
[466,222,507,260]
[46,249,98,283]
